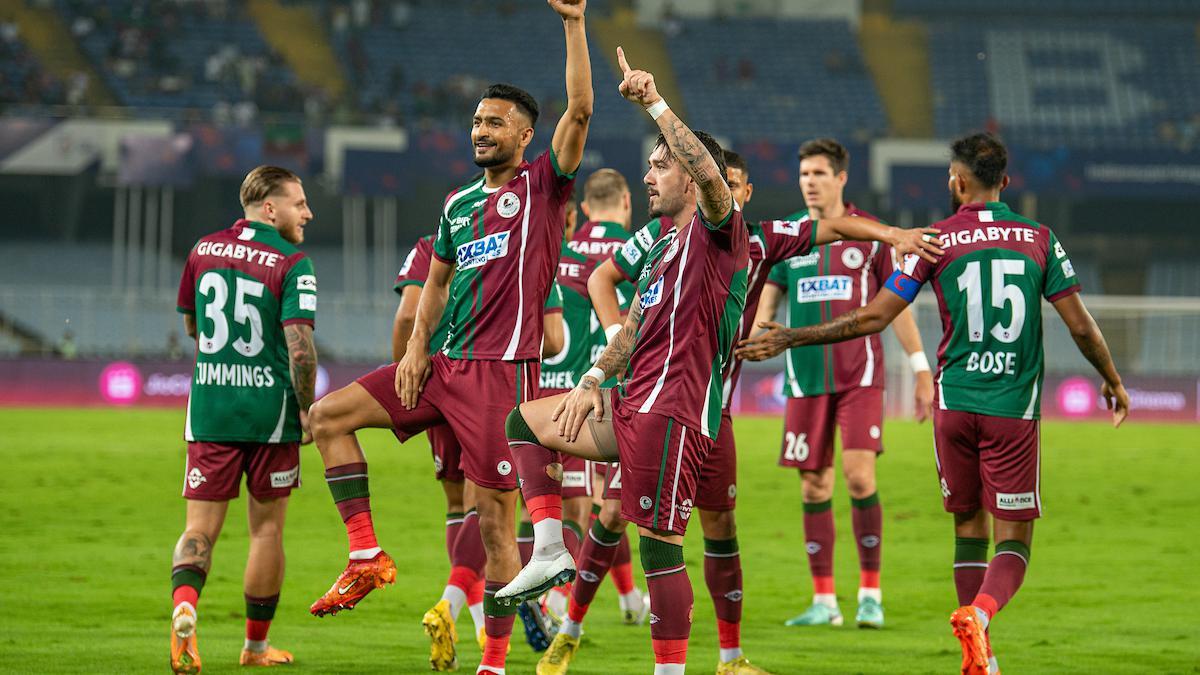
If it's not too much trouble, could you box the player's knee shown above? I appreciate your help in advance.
[700,509,736,540]
[801,475,833,502]
[308,397,339,440]
[504,406,540,445]
[598,501,625,530]
[845,472,876,498]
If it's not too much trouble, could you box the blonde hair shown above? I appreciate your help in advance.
[239,165,301,208]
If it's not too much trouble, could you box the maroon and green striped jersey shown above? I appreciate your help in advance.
[618,204,749,439]
[176,219,316,443]
[394,234,451,353]
[432,150,576,361]
[767,205,893,397]
[613,217,670,283]
[884,201,1081,419]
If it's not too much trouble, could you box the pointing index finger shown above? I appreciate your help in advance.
[616,46,631,73]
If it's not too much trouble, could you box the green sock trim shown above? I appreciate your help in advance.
[850,492,880,509]
[639,536,684,572]
[504,407,539,444]
[563,519,584,542]
[954,537,990,563]
[327,476,369,503]
[246,599,278,621]
[171,567,206,593]
[589,519,622,545]
[483,593,520,617]
[995,540,1031,562]
[703,537,739,555]
[591,503,602,517]
[803,499,833,514]
[517,520,535,538]
[447,511,465,520]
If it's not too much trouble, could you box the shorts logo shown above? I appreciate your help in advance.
[579,570,600,583]
[648,612,660,625]
[187,467,207,490]
[869,425,881,440]
[940,477,951,498]
[805,541,821,555]
[860,535,881,548]
[299,293,317,311]
[562,471,586,488]
[724,590,743,602]
[496,191,521,218]
[497,460,512,476]
[797,275,852,303]
[433,455,444,473]
[841,248,864,270]
[727,484,737,499]
[270,465,299,488]
[639,495,653,510]
[996,492,1035,511]
[678,498,693,521]
[456,231,510,270]
[639,276,665,309]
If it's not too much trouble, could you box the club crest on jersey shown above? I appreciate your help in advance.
[496,191,521,218]
[640,275,665,309]
[662,237,680,264]
[796,275,853,303]
[841,248,864,270]
[457,231,510,270]
[787,251,820,268]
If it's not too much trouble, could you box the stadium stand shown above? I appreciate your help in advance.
[894,0,1200,16]
[665,18,888,143]
[0,23,64,107]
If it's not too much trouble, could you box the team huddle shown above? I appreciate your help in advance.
[166,2,1131,674]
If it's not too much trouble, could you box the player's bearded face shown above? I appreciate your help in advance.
[644,146,689,218]
[472,100,528,168]
[266,182,313,245]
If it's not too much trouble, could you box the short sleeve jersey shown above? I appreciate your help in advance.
[618,204,750,439]
[432,150,576,361]
[883,201,1081,419]
[176,219,315,443]
[613,218,670,283]
[394,234,450,353]
[767,205,893,397]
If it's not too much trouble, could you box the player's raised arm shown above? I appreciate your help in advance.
[1051,293,1130,427]
[549,0,592,175]
[616,47,731,225]
[736,289,910,362]
[814,215,944,263]
[396,256,453,408]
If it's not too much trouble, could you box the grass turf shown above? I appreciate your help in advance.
[0,408,1196,674]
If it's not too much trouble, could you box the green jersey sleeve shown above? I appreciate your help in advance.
[1043,230,1082,301]
[767,260,788,289]
[546,282,564,313]
[433,213,455,264]
[613,219,662,282]
[281,256,317,326]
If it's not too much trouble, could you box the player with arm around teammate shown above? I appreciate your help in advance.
[737,133,1130,675]
[169,166,317,673]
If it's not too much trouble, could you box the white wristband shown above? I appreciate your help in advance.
[604,324,622,343]
[645,99,669,120]
[583,367,605,383]
[909,351,932,374]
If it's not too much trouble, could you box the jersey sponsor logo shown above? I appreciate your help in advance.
[772,219,805,236]
[635,227,655,249]
[796,275,853,303]
[296,274,317,291]
[619,239,641,264]
[298,293,317,311]
[940,226,1036,250]
[195,241,282,267]
[1054,241,1067,259]
[541,371,577,390]
[456,231,510,270]
[186,466,207,490]
[562,471,587,488]
[996,492,1035,511]
[841,247,864,270]
[1061,259,1076,278]
[786,251,820,268]
[270,465,299,488]
[568,239,624,257]
[639,275,665,308]
[449,214,473,234]
[496,191,522,218]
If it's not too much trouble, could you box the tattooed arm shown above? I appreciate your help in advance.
[1052,293,1129,427]
[735,290,909,362]
[284,323,318,443]
[615,47,731,224]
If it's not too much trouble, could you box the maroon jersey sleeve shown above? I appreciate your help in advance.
[176,249,197,315]
[395,236,434,295]
[763,218,818,265]
[871,243,898,287]
[530,150,577,207]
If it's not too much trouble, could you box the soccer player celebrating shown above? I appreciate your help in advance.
[305,2,591,673]
[737,132,1130,675]
[753,138,933,629]
[170,165,317,673]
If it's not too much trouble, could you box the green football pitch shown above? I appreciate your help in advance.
[1,408,1196,674]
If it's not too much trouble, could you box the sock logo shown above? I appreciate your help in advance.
[724,590,744,602]
[496,460,512,476]
[579,570,599,583]
[186,467,207,490]
[805,541,822,555]
[639,495,653,510]
[860,535,881,548]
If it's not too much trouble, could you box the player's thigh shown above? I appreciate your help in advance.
[933,409,984,514]
[440,477,465,512]
[311,378,396,435]
[184,496,230,540]
[515,392,610,462]
[835,386,884,453]
[779,395,836,470]
[614,409,710,537]
[246,492,290,539]
[978,417,1041,521]
[349,362,446,439]
[695,411,737,512]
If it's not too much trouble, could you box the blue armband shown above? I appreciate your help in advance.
[884,270,921,303]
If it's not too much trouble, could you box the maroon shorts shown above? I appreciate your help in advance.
[779,387,884,470]
[426,423,464,483]
[612,394,712,536]
[601,461,623,501]
[357,353,538,491]
[542,387,596,500]
[695,410,737,511]
[183,441,300,501]
[934,409,1041,521]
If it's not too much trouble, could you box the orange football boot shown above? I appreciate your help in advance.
[310,551,398,616]
[950,606,991,675]
[170,604,201,674]
[240,645,294,666]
